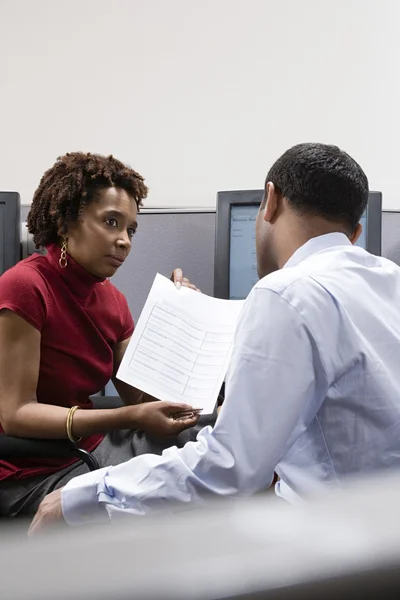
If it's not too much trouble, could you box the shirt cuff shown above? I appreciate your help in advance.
[61,466,111,527]
[275,479,305,505]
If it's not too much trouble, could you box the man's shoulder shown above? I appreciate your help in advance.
[254,266,313,297]
[252,266,331,319]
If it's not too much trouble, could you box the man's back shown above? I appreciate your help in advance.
[258,233,400,500]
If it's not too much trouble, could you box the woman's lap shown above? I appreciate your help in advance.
[0,410,217,518]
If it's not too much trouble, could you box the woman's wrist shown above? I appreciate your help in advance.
[115,404,144,431]
[72,404,143,437]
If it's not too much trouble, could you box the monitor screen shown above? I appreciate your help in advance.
[229,204,258,300]
[215,190,382,300]
[0,192,21,276]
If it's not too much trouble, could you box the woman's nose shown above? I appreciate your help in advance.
[116,235,131,249]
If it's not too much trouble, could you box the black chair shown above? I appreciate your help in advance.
[0,435,100,471]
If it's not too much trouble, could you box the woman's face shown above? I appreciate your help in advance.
[65,186,138,278]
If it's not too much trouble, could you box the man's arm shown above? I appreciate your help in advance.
[61,288,328,525]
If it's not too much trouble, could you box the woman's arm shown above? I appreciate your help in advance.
[0,311,198,439]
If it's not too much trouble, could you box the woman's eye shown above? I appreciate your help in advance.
[128,228,136,238]
[106,218,118,227]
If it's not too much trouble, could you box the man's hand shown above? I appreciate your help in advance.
[28,488,65,537]
[171,268,201,292]
[137,401,201,438]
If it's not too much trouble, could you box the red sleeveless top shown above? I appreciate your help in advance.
[0,244,134,480]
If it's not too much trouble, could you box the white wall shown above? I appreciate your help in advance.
[1,0,399,208]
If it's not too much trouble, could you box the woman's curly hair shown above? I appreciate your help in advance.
[27,152,148,247]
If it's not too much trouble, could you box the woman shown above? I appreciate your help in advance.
[0,152,211,517]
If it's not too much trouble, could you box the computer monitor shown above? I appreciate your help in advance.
[0,192,21,276]
[214,190,382,300]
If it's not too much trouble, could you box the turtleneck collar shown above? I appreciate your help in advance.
[45,243,106,302]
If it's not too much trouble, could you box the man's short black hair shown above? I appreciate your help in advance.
[263,143,369,232]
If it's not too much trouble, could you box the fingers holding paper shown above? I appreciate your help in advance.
[116,274,244,417]
[171,268,201,292]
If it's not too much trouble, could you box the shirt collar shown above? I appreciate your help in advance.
[284,232,352,269]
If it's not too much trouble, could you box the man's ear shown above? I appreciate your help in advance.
[263,182,279,223]
[350,222,362,245]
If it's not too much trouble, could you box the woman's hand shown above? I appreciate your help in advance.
[171,268,201,292]
[135,401,201,438]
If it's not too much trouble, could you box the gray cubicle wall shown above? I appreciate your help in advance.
[111,208,400,322]
[19,205,400,322]
[382,210,400,264]
[111,208,216,323]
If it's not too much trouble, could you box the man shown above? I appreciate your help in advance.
[29,142,400,532]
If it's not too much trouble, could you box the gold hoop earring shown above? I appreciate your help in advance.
[59,238,68,268]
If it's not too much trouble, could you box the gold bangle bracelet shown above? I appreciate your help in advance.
[66,405,82,444]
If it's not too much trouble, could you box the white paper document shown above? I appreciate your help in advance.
[117,274,245,414]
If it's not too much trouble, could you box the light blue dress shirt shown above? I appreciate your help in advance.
[62,233,400,525]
